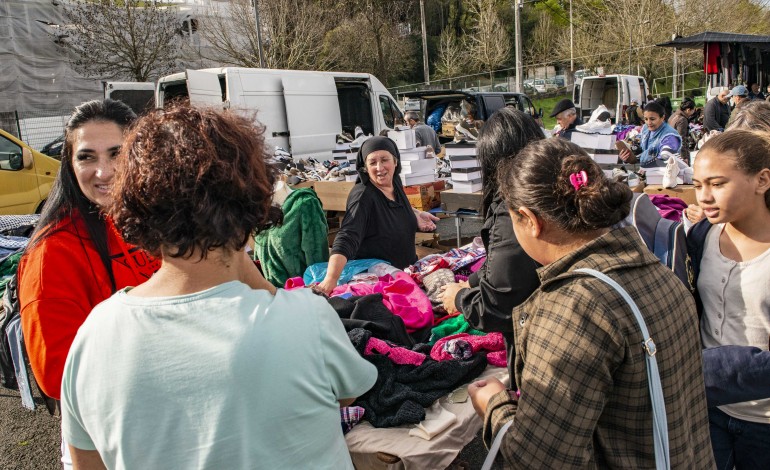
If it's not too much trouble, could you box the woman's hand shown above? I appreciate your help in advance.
[440,281,470,314]
[468,378,507,417]
[618,147,634,163]
[416,210,440,232]
[684,204,705,224]
[313,278,337,296]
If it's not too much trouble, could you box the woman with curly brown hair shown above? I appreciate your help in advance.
[59,104,377,470]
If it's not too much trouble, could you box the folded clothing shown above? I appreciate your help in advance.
[341,406,366,434]
[365,336,426,366]
[328,294,415,347]
[408,402,457,440]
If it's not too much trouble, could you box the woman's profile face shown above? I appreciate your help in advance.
[71,121,124,207]
[365,150,397,189]
[643,111,664,131]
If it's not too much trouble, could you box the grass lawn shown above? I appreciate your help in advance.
[531,93,571,130]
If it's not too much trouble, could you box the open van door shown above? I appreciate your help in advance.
[186,69,223,107]
[282,75,342,158]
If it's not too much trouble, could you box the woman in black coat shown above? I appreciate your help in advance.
[440,108,544,376]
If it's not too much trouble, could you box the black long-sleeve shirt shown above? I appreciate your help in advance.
[455,197,541,377]
[331,182,418,269]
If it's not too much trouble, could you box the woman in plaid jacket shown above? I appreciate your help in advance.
[469,138,714,468]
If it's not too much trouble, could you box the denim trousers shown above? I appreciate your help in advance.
[709,407,770,470]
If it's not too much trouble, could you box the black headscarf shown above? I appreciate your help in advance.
[356,136,402,185]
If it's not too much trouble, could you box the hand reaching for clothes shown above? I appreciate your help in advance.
[440,281,470,314]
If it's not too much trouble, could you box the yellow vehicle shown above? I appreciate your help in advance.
[0,129,60,215]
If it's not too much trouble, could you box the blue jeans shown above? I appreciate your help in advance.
[709,407,770,470]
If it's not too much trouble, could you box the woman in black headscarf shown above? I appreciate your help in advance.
[315,137,439,294]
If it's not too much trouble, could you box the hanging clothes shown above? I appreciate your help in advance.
[704,43,720,74]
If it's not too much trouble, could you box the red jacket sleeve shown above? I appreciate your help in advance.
[19,232,113,399]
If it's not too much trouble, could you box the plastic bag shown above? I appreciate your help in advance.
[303,258,389,286]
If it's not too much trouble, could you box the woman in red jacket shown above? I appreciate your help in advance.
[18,100,160,468]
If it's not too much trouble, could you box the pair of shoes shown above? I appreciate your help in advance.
[611,167,628,183]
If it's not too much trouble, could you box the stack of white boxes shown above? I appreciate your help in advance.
[446,142,481,193]
[569,132,619,177]
[333,143,359,182]
[388,127,436,186]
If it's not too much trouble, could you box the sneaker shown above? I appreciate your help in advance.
[611,167,628,183]
[662,155,679,189]
[455,120,478,140]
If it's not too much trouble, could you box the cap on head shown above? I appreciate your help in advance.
[726,85,749,98]
[550,98,576,118]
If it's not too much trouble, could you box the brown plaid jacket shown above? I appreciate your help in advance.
[483,226,714,469]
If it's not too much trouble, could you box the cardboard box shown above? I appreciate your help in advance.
[405,183,436,210]
[313,181,355,211]
[570,132,617,150]
[388,129,416,150]
[441,189,482,213]
[401,173,436,186]
[644,184,697,205]
[441,122,456,137]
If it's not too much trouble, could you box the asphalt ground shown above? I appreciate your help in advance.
[1,216,493,470]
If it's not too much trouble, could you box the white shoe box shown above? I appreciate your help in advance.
[451,167,482,181]
[644,168,665,185]
[571,132,617,150]
[452,178,483,193]
[401,158,435,176]
[587,151,620,164]
[388,129,416,150]
[400,146,428,161]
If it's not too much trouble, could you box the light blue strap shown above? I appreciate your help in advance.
[6,315,35,410]
[480,419,513,470]
[576,268,670,470]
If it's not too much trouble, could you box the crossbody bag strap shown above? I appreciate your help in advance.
[480,419,513,470]
[575,268,670,470]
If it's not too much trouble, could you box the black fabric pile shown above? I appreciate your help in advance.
[328,293,430,346]
[348,328,487,428]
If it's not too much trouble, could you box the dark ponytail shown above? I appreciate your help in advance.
[498,138,632,233]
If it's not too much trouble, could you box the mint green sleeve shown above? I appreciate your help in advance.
[60,342,98,451]
[315,296,377,399]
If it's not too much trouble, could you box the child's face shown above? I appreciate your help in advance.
[693,149,760,224]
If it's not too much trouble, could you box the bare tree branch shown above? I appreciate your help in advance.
[63,0,182,82]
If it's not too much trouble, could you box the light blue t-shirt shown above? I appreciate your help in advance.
[61,282,377,469]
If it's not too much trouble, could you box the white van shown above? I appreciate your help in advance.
[104,82,155,116]
[573,74,650,123]
[155,68,403,160]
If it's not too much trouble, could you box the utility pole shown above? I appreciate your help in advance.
[420,0,430,85]
[567,0,575,85]
[513,0,522,93]
[252,0,266,68]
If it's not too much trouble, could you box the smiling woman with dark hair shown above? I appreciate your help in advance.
[59,103,377,470]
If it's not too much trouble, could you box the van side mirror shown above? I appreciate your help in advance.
[8,152,24,170]
[22,148,34,169]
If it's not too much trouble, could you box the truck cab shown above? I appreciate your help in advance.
[401,89,542,140]
[155,68,403,160]
[0,129,60,215]
[573,74,650,123]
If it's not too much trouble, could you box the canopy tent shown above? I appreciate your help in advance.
[657,31,770,89]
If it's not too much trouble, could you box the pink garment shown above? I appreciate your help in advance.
[431,332,507,367]
[331,272,433,332]
[284,277,305,290]
[364,337,426,366]
[649,194,688,222]
[469,256,486,273]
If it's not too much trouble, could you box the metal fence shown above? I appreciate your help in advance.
[0,109,71,152]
